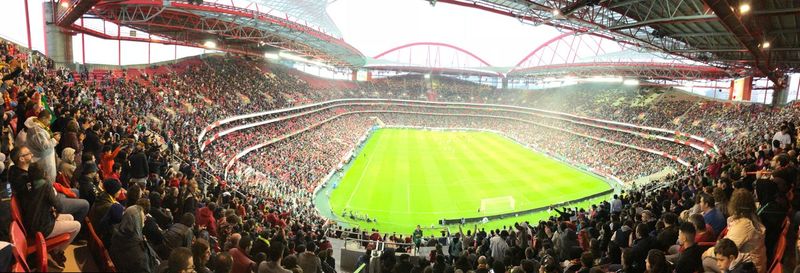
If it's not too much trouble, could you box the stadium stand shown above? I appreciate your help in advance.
[0,34,797,273]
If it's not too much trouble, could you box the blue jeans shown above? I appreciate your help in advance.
[58,193,90,222]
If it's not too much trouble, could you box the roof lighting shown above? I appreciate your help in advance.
[739,3,750,14]
[762,41,770,49]
[552,9,561,17]
[60,1,70,8]
[278,51,307,62]
[623,79,640,85]
[264,52,279,60]
[203,40,216,49]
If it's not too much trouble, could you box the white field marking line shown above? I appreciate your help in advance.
[344,135,379,209]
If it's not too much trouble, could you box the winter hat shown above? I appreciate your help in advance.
[103,178,122,196]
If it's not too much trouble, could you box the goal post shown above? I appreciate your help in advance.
[479,196,516,214]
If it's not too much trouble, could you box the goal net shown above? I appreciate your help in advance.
[479,196,515,214]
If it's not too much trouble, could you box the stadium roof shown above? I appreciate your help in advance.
[434,0,800,87]
[56,0,364,67]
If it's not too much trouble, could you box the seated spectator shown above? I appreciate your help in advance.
[76,162,100,206]
[58,147,77,181]
[645,249,671,273]
[699,194,726,235]
[109,202,159,273]
[673,222,702,273]
[16,159,80,269]
[702,189,767,273]
[689,214,715,244]
[713,239,757,273]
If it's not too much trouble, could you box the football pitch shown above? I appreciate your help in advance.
[325,128,612,233]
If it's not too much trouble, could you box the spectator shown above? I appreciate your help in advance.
[109,204,159,273]
[16,160,79,269]
[644,249,671,273]
[24,110,60,184]
[162,212,196,257]
[230,235,255,273]
[193,238,213,273]
[713,238,756,273]
[161,247,195,273]
[297,243,322,273]
[699,194,726,235]
[702,189,767,273]
[672,222,702,273]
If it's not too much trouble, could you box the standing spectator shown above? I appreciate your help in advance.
[162,212,196,257]
[24,111,60,183]
[83,123,102,161]
[259,241,290,273]
[297,243,322,273]
[193,238,213,273]
[109,204,158,273]
[128,142,149,188]
[89,178,125,243]
[196,202,218,237]
[610,195,622,214]
[160,247,194,273]
[229,235,255,273]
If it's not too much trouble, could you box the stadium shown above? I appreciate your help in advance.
[1,0,799,273]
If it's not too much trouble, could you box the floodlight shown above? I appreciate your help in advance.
[739,4,750,14]
[203,40,216,49]
[762,41,770,49]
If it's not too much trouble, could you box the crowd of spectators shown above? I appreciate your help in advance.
[0,36,797,273]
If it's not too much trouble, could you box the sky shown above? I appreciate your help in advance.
[0,0,566,66]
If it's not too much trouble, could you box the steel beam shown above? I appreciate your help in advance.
[608,15,719,30]
[702,0,781,87]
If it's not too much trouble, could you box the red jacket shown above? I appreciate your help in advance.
[196,206,218,237]
[228,248,255,273]
[100,146,122,178]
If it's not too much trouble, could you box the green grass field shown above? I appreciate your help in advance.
[326,128,612,233]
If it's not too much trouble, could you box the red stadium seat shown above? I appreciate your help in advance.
[9,222,31,272]
[85,217,117,272]
[10,196,72,251]
[34,232,48,272]
[768,217,789,273]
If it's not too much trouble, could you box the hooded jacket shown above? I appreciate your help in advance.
[25,117,58,184]
[195,206,218,237]
[58,147,76,181]
[109,205,158,273]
